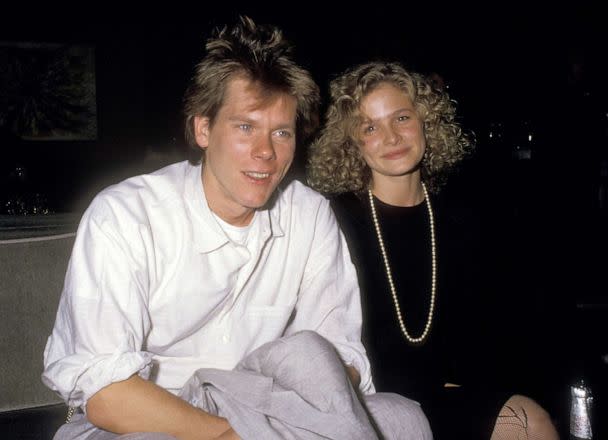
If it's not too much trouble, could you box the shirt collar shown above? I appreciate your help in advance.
[184,162,284,254]
[259,189,285,240]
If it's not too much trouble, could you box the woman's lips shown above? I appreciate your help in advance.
[382,148,409,159]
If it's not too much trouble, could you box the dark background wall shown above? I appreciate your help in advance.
[2,5,605,212]
[1,4,606,434]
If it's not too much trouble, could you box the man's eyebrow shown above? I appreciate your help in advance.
[228,115,255,123]
[227,115,296,130]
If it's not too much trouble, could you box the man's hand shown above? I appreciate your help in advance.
[345,365,361,389]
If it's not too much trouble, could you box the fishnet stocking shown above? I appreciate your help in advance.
[490,395,559,440]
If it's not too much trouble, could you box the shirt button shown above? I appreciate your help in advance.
[222,334,230,343]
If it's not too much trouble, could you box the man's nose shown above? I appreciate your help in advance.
[252,134,276,160]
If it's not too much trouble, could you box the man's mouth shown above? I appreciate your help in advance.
[244,171,271,180]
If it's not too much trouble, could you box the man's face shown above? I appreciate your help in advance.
[195,77,297,226]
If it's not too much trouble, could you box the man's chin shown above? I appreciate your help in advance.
[244,191,279,211]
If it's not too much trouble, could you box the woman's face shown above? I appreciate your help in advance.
[357,82,426,182]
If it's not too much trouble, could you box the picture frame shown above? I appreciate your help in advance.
[0,41,97,141]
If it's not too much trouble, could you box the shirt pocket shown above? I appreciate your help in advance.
[240,303,296,350]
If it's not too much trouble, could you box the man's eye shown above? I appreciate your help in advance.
[275,130,293,138]
[239,124,253,132]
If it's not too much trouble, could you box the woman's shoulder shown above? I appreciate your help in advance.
[329,192,367,223]
[327,192,372,243]
[330,191,364,209]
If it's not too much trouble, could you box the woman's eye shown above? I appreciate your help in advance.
[363,125,376,134]
[397,115,410,122]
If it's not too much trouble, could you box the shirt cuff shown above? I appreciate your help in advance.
[333,342,376,395]
[45,351,153,409]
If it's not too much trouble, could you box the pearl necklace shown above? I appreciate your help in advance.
[367,183,437,345]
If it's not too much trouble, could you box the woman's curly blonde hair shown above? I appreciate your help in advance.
[307,62,473,194]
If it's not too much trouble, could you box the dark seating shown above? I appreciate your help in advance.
[0,404,66,440]
[1,216,78,439]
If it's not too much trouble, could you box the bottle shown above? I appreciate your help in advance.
[570,380,593,439]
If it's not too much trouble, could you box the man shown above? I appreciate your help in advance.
[42,17,431,439]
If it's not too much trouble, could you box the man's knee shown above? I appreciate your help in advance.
[240,330,346,390]
[277,330,340,368]
[364,392,433,440]
[285,330,333,353]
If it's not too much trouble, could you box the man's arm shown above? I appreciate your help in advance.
[284,193,373,394]
[87,374,235,440]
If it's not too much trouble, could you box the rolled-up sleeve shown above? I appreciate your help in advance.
[42,196,153,409]
[286,197,375,395]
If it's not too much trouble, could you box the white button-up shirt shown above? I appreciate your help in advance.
[42,161,373,408]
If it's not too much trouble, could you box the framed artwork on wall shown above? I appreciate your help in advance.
[0,42,97,141]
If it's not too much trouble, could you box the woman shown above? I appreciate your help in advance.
[307,62,559,439]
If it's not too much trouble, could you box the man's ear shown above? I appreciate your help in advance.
[194,116,210,150]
